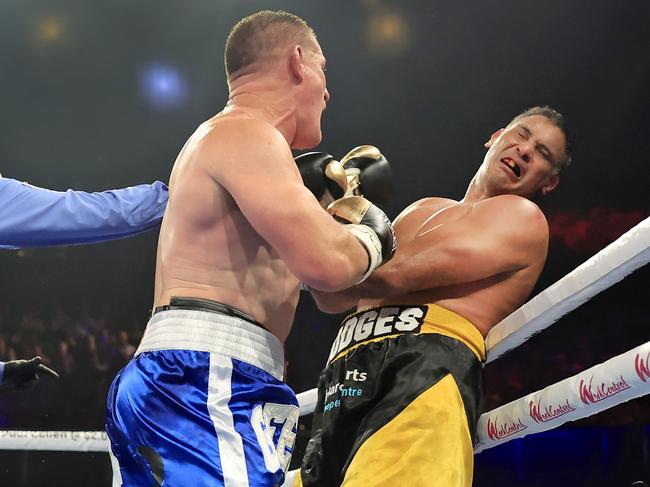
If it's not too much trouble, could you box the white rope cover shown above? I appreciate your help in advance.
[474,340,650,453]
[484,216,650,363]
[0,430,109,452]
[0,390,319,452]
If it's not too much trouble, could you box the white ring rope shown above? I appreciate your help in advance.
[474,340,650,453]
[0,430,109,452]
[0,391,319,453]
[485,215,650,363]
[0,217,648,453]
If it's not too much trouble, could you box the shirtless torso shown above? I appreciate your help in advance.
[107,13,398,487]
[312,112,566,338]
[359,194,548,336]
[153,101,383,341]
[154,114,301,341]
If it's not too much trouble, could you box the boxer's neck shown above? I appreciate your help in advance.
[226,74,300,145]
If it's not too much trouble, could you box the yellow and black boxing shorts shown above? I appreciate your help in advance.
[297,304,486,487]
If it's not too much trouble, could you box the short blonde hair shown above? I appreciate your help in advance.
[225,10,316,79]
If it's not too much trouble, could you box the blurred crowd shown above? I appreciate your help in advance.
[0,307,139,375]
[0,306,142,430]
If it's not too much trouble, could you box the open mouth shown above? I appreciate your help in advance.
[501,157,521,178]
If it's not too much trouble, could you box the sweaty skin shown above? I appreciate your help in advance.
[153,36,372,343]
[312,114,566,337]
[357,194,548,336]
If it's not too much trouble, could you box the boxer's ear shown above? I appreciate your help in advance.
[484,128,504,148]
[540,173,559,196]
[290,45,305,83]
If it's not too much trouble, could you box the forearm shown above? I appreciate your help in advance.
[0,178,168,248]
[304,245,371,292]
[343,251,454,299]
[350,259,409,298]
[306,257,408,313]
[306,236,411,304]
[352,238,529,299]
[305,247,411,309]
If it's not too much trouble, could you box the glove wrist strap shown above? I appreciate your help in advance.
[346,224,382,284]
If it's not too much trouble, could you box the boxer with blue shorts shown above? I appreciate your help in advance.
[107,298,299,486]
[105,11,395,486]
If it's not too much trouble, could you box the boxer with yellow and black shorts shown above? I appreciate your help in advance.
[297,304,485,487]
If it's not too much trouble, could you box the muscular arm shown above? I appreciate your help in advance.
[359,195,548,296]
[311,195,548,309]
[204,119,370,292]
[308,197,451,312]
[0,177,168,249]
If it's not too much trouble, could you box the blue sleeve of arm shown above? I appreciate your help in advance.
[0,178,168,248]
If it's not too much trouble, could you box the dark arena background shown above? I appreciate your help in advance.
[1,1,649,486]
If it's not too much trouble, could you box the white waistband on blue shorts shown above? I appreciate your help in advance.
[136,309,285,381]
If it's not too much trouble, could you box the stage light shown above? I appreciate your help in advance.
[366,11,411,58]
[138,63,188,110]
[36,16,66,44]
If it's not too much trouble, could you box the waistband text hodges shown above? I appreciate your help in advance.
[328,306,427,362]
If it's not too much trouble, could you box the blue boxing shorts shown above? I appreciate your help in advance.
[106,300,298,487]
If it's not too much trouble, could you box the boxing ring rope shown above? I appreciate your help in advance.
[474,339,650,453]
[0,430,109,452]
[0,216,648,454]
[484,215,650,363]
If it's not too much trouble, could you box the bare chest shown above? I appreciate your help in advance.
[397,201,472,242]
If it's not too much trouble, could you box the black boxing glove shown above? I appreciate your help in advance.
[326,145,395,205]
[0,356,59,392]
[294,152,338,206]
[327,196,397,283]
[295,146,395,208]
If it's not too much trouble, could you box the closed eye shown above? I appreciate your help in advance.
[536,144,555,165]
